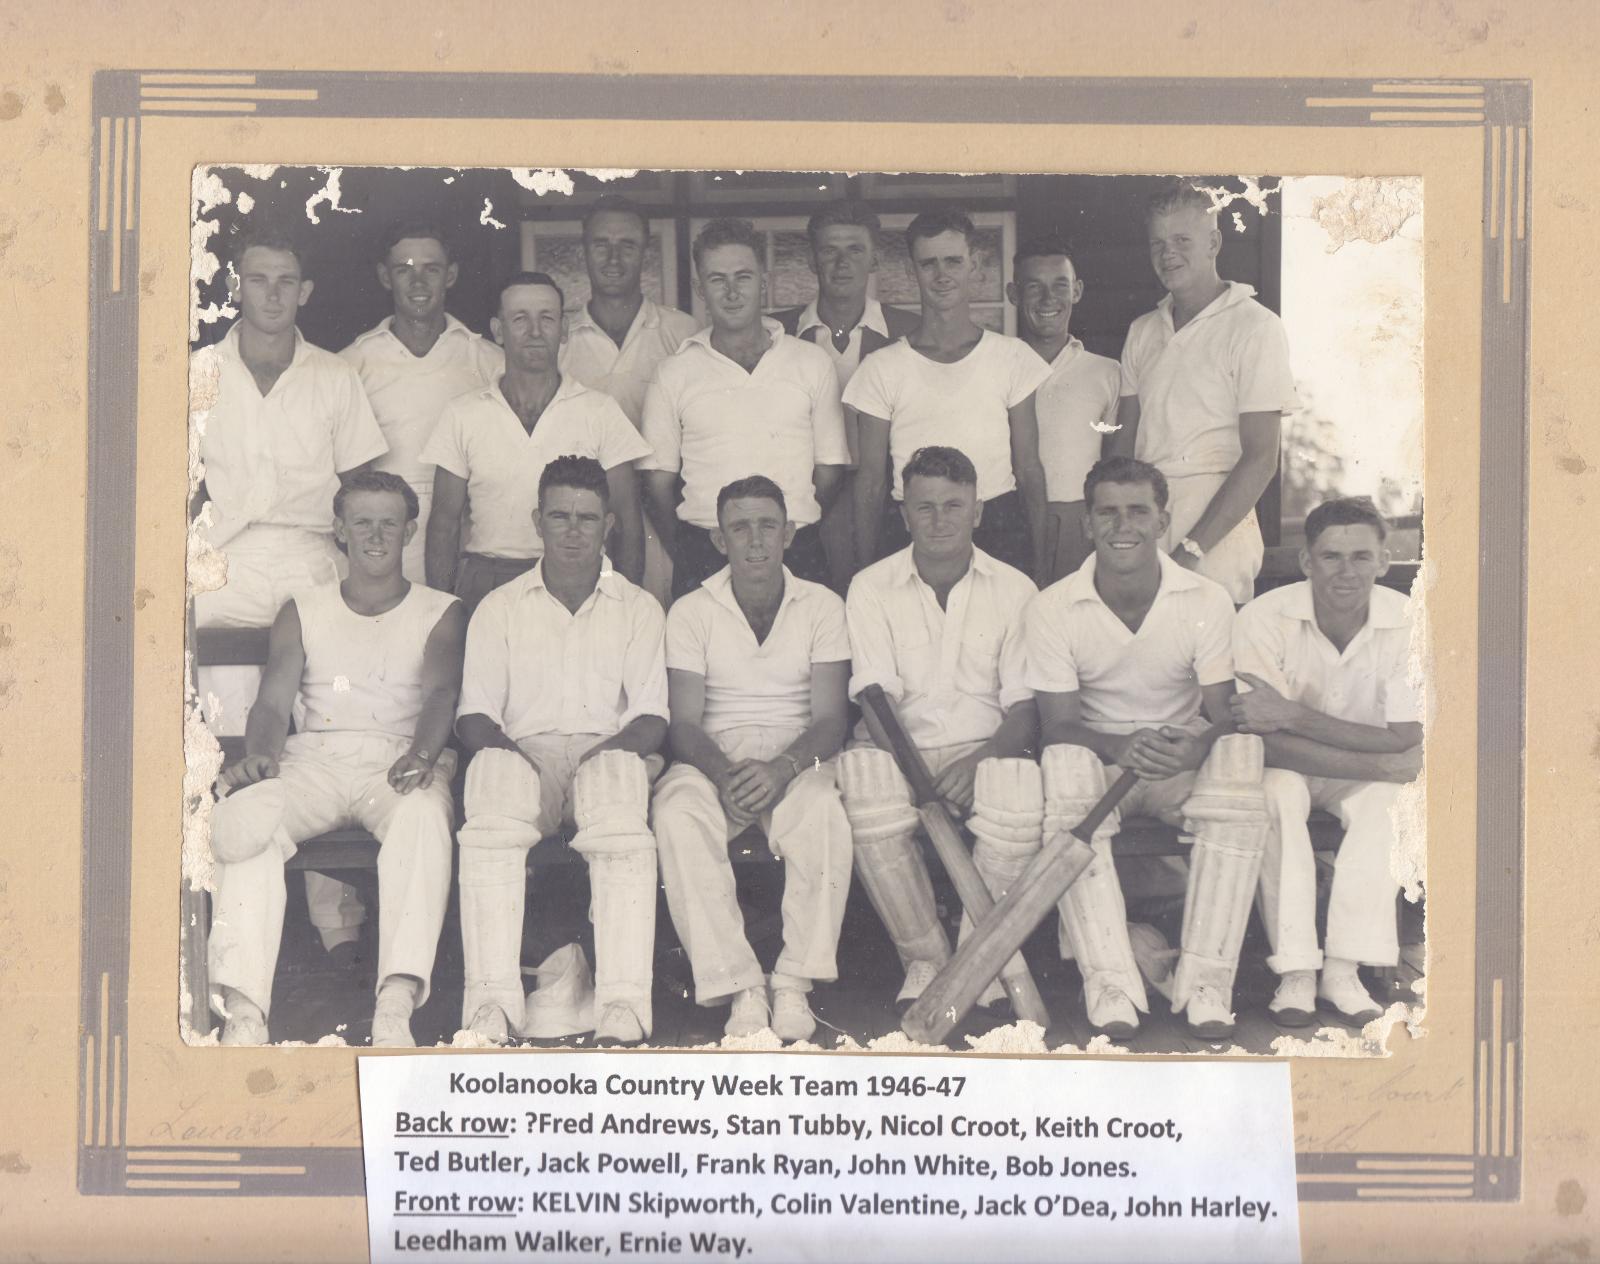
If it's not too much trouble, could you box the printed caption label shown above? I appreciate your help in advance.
[359,1053,1300,1264]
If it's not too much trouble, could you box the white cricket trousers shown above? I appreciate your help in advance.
[653,727,852,1004]
[206,732,455,1020]
[1258,770,1401,971]
[1161,472,1264,606]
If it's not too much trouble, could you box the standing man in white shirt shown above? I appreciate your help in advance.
[1007,233,1121,583]
[422,271,651,613]
[191,224,389,964]
[453,456,668,1046]
[1232,496,1423,1027]
[207,472,465,1048]
[641,217,851,601]
[341,222,504,584]
[559,195,701,605]
[776,202,919,592]
[653,475,853,1043]
[838,446,1039,1010]
[1111,180,1299,604]
[1027,455,1267,1040]
[846,210,1052,581]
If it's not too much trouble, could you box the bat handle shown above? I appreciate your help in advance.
[858,684,939,805]
[1069,768,1139,843]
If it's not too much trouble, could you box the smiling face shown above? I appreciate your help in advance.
[492,282,564,373]
[811,223,877,308]
[233,246,312,337]
[1009,254,1082,344]
[378,236,457,323]
[1148,205,1221,296]
[902,474,980,565]
[1085,479,1169,575]
[695,242,764,335]
[535,485,612,571]
[1300,523,1389,615]
[714,495,793,585]
[335,489,414,579]
[583,209,648,302]
[909,229,980,315]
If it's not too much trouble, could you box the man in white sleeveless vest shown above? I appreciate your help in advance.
[1027,456,1266,1041]
[653,475,853,1043]
[1233,496,1422,1027]
[206,471,466,1047]
[840,445,1039,1012]
[454,455,668,1046]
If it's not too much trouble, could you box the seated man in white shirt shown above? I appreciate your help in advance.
[341,221,504,583]
[1027,456,1268,1040]
[422,271,650,613]
[641,217,851,600]
[845,209,1052,580]
[653,475,853,1043]
[206,472,466,1048]
[839,445,1039,1009]
[454,456,668,1047]
[1006,233,1121,583]
[1232,497,1423,1027]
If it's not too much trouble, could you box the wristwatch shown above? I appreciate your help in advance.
[779,752,804,779]
[1176,537,1206,561]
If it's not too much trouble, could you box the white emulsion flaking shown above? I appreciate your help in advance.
[305,166,361,225]
[480,199,506,229]
[508,169,576,197]
[236,191,254,215]
[1309,176,1423,252]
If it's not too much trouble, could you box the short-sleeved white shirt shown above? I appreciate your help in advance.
[846,546,1036,750]
[458,562,668,744]
[193,324,388,550]
[340,314,504,493]
[419,375,652,559]
[639,318,850,530]
[1025,552,1236,735]
[1035,337,1121,503]
[841,331,1051,502]
[1118,281,1299,478]
[559,298,701,427]
[1233,580,1419,728]
[666,567,850,738]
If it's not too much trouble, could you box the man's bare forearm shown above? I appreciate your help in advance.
[1040,717,1125,764]
[242,701,291,763]
[642,474,681,564]
[977,702,1039,762]
[1262,732,1418,782]
[456,712,522,756]
[781,713,849,771]
[410,687,458,764]
[1187,443,1278,553]
[1283,707,1416,754]
[669,720,736,782]
[853,468,887,567]
[592,714,668,760]
[425,513,462,593]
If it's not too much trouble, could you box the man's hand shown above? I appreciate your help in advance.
[725,758,792,817]
[930,751,982,816]
[221,754,279,792]
[1382,745,1424,784]
[387,751,435,795]
[1230,672,1305,734]
[1114,728,1203,780]
[1168,544,1198,571]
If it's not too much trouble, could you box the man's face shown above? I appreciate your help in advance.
[714,496,794,583]
[1008,255,1082,344]
[1085,479,1168,573]
[335,490,414,577]
[583,210,648,301]
[233,246,311,337]
[811,224,877,307]
[378,236,456,322]
[909,229,979,314]
[535,485,613,570]
[1148,206,1220,294]
[1300,523,1389,612]
[695,243,763,334]
[492,283,564,373]
[902,474,980,562]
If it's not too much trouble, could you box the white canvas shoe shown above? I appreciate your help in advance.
[1084,983,1139,1040]
[1268,971,1316,1027]
[896,960,940,1009]
[467,1003,512,1044]
[371,984,418,1048]
[1183,984,1236,1040]
[771,987,817,1044]
[724,985,771,1038]
[594,1002,645,1047]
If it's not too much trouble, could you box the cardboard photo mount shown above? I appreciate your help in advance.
[81,71,1519,1210]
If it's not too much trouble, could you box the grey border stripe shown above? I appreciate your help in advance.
[79,69,1529,1203]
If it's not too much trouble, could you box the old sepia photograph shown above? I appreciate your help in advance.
[184,164,1426,1057]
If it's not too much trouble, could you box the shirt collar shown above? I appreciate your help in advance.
[797,298,888,340]
[684,315,786,356]
[704,565,801,620]
[1280,579,1408,630]
[1156,280,1257,329]
[1061,550,1202,606]
[1047,336,1086,371]
[222,321,310,367]
[887,544,1000,589]
[523,559,623,602]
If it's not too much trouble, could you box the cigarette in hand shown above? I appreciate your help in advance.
[395,768,423,782]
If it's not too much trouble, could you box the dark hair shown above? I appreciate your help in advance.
[1012,231,1078,275]
[1083,456,1169,511]
[582,194,651,241]
[906,209,977,256]
[716,475,788,524]
[233,223,309,276]
[1146,178,1217,224]
[902,445,978,490]
[692,217,763,272]
[538,455,610,508]
[806,201,882,249]
[379,220,452,263]
[1304,496,1389,549]
[495,270,565,314]
[333,470,420,525]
